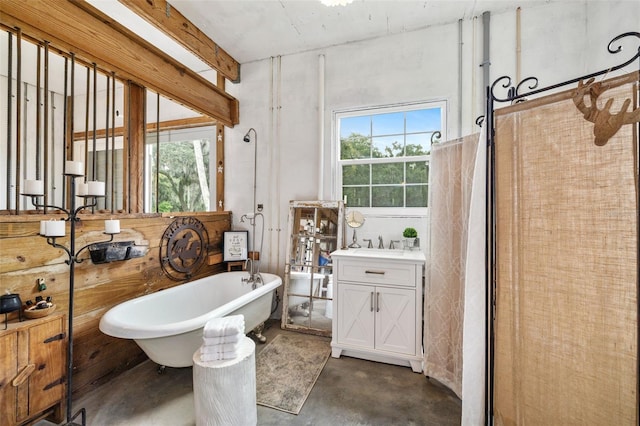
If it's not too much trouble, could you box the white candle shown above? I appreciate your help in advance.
[40,220,47,235]
[105,219,120,234]
[76,182,88,197]
[24,179,44,195]
[65,160,84,176]
[87,181,105,196]
[46,220,65,237]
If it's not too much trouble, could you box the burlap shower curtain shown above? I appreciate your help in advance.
[425,129,486,425]
[493,72,638,425]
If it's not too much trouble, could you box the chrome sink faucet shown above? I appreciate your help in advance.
[389,240,400,249]
[378,235,384,249]
[363,238,373,248]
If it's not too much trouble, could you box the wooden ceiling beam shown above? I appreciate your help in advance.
[72,115,216,141]
[0,0,239,127]
[118,0,240,83]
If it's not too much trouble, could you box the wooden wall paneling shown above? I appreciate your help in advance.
[0,212,231,395]
[71,314,146,393]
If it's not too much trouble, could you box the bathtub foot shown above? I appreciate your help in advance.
[157,365,166,375]
[250,322,268,344]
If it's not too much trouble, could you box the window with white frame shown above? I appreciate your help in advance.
[336,101,445,210]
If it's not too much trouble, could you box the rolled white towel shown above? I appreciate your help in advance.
[200,342,239,354]
[203,315,245,338]
[202,332,244,346]
[200,350,238,362]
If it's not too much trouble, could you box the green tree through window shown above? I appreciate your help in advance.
[146,128,213,212]
[337,102,444,209]
[157,140,209,212]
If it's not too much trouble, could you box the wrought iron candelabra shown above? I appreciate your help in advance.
[24,164,119,426]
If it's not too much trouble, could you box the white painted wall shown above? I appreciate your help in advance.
[224,0,639,281]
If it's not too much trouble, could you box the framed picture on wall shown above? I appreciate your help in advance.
[223,231,249,262]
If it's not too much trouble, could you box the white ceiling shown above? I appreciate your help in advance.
[170,0,540,64]
[88,0,555,72]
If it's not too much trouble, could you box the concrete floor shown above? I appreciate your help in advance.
[38,321,461,425]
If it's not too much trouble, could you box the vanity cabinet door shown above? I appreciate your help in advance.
[0,332,19,426]
[375,286,415,355]
[337,283,415,355]
[336,283,375,348]
[0,313,66,426]
[21,316,66,422]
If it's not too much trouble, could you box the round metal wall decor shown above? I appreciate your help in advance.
[160,216,209,280]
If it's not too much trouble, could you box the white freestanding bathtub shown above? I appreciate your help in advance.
[99,271,281,367]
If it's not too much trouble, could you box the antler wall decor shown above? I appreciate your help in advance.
[573,77,640,146]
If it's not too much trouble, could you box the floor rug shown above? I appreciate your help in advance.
[256,333,331,414]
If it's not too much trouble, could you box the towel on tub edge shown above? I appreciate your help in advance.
[202,332,244,346]
[203,314,245,338]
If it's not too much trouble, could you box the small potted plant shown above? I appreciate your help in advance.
[403,227,418,249]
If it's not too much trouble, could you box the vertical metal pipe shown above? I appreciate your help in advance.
[92,63,98,212]
[50,91,56,206]
[22,82,28,195]
[36,44,41,181]
[458,18,463,138]
[105,74,110,211]
[15,28,22,214]
[481,12,491,423]
[111,72,116,212]
[6,31,13,210]
[69,54,74,161]
[43,42,49,212]
[84,66,89,178]
[92,63,97,183]
[155,92,160,213]
[516,7,522,84]
[126,81,131,212]
[62,55,69,207]
[482,11,491,94]
[317,54,325,199]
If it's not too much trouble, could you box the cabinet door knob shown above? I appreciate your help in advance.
[12,363,36,387]
[376,292,380,312]
[370,292,374,312]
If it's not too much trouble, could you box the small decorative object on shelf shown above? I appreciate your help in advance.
[403,227,418,249]
[24,304,56,319]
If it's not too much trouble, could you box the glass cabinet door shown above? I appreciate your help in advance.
[281,200,344,336]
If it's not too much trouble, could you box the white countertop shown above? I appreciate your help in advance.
[330,248,426,263]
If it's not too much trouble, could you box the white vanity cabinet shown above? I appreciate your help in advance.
[330,249,425,373]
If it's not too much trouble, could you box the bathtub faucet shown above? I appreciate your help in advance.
[242,258,264,289]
